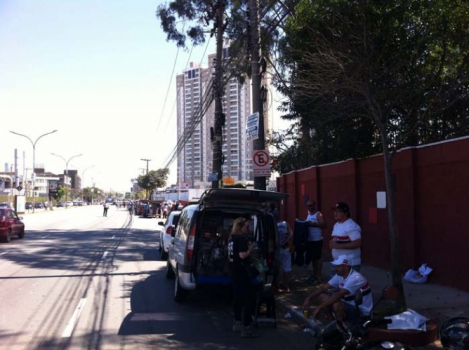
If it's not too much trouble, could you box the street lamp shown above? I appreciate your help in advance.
[10,130,57,213]
[51,153,82,208]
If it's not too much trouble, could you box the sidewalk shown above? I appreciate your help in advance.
[274,263,469,349]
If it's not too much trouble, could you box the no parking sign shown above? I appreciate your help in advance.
[253,150,270,177]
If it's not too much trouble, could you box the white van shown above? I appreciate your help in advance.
[166,188,288,302]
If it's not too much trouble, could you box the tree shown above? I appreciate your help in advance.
[277,0,469,312]
[137,169,169,200]
[56,185,66,202]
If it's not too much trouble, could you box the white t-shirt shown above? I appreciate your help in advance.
[331,218,361,266]
[328,269,373,315]
[306,211,323,241]
[277,221,290,246]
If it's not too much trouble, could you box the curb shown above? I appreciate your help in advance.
[276,298,318,337]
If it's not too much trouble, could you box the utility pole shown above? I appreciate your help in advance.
[140,159,151,174]
[211,0,226,189]
[249,0,266,190]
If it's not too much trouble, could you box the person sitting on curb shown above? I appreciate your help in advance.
[301,255,373,326]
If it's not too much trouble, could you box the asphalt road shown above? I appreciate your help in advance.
[0,205,312,350]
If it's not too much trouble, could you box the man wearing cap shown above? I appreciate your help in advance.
[302,255,373,324]
[329,202,362,272]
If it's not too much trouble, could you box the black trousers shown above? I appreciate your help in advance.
[231,271,255,327]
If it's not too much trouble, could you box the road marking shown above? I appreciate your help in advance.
[61,298,87,338]
[42,235,50,239]
[111,235,115,239]
[102,251,108,260]
[0,252,8,256]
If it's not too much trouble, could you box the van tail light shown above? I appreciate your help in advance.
[166,226,172,235]
[186,223,197,260]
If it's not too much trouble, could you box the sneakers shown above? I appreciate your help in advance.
[241,325,259,338]
[232,321,243,332]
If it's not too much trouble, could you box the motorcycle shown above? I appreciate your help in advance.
[313,287,414,350]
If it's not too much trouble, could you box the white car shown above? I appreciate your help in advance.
[157,211,181,260]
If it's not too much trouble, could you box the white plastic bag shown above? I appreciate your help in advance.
[385,309,429,331]
[403,263,433,284]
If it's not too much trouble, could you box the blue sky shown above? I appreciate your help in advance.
[0,0,216,192]
[0,0,287,193]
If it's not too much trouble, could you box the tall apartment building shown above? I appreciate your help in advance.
[176,44,267,187]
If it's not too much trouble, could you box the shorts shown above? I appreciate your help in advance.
[324,294,363,325]
[342,302,361,324]
[307,240,323,260]
[279,247,292,273]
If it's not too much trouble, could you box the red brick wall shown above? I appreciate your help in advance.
[277,137,469,291]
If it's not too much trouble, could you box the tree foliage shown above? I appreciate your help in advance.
[56,185,66,201]
[274,0,469,171]
[137,169,170,199]
[273,0,469,312]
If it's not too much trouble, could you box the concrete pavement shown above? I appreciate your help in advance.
[274,262,469,349]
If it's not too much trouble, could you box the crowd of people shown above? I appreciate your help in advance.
[101,196,371,339]
[277,200,371,329]
[228,199,371,339]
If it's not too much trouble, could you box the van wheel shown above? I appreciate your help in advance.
[18,229,25,239]
[161,249,168,261]
[4,229,12,243]
[174,271,188,302]
[166,259,175,279]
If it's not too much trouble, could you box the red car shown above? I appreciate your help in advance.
[0,208,25,242]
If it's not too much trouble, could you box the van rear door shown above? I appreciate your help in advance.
[199,188,288,210]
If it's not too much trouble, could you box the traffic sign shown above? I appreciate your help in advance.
[208,173,218,182]
[16,185,23,191]
[246,112,259,141]
[253,150,270,177]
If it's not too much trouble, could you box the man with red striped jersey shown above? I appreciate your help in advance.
[302,255,373,324]
[329,202,362,272]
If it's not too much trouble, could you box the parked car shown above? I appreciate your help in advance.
[0,208,25,242]
[56,202,65,207]
[0,202,13,209]
[157,211,181,260]
[34,202,44,209]
[166,188,288,302]
[25,202,33,210]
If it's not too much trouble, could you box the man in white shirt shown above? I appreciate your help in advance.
[302,255,373,324]
[329,202,362,271]
[305,200,326,284]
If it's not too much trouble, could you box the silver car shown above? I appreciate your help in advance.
[157,211,181,260]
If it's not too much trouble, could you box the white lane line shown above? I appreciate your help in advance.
[41,235,50,239]
[111,235,115,239]
[102,251,108,260]
[0,252,8,256]
[61,298,87,338]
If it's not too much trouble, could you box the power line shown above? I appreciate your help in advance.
[155,23,186,135]
[161,51,249,169]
